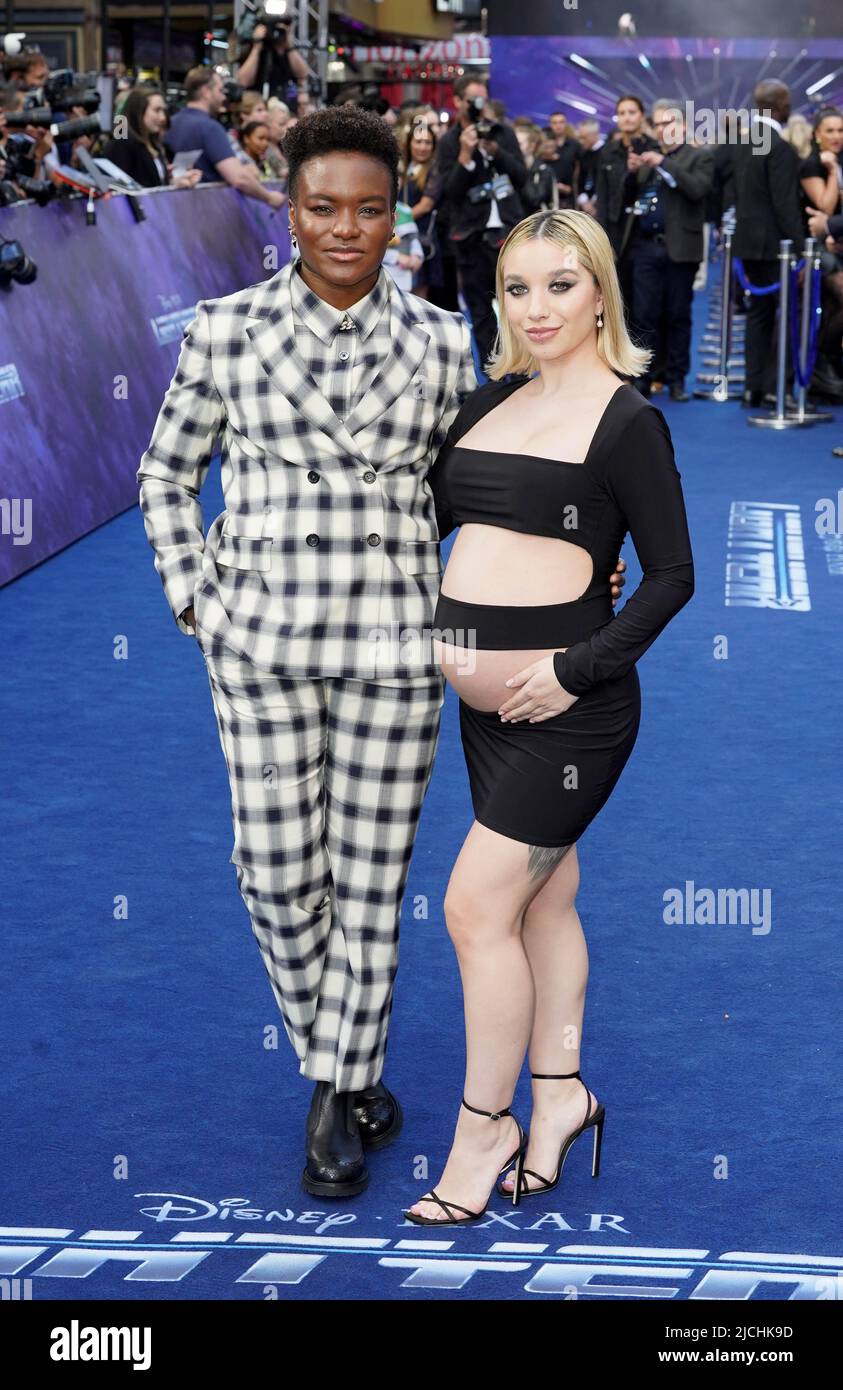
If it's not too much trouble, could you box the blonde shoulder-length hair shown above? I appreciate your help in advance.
[484,209,652,381]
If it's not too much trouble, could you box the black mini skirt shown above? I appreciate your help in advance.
[432,590,641,849]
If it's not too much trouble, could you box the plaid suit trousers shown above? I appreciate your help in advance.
[200,639,446,1092]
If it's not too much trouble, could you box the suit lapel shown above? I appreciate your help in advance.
[244,263,360,463]
[341,280,430,439]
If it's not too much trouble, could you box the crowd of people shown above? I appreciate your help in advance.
[2,38,843,404]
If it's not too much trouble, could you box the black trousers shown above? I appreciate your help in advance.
[453,230,506,372]
[628,238,699,387]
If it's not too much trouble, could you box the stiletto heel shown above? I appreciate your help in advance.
[592,1108,605,1178]
[495,1068,605,1200]
[402,1096,528,1226]
[512,1140,527,1208]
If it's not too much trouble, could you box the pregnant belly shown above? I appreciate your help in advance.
[432,638,568,713]
[434,527,588,713]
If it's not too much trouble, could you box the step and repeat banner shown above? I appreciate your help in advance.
[0,185,290,585]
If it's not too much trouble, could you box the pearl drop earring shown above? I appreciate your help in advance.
[596,311,604,328]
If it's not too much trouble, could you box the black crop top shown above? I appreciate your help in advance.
[426,375,695,696]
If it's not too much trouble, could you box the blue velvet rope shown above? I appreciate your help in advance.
[789,257,823,389]
[733,255,806,295]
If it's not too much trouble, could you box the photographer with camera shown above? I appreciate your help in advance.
[237,12,314,102]
[595,94,660,338]
[623,100,714,401]
[3,49,50,93]
[167,67,285,209]
[432,74,527,367]
[0,81,56,205]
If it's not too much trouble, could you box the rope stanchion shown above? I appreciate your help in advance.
[747,239,815,430]
[789,236,834,425]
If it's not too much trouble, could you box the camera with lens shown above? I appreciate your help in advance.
[0,236,38,286]
[466,94,501,142]
[4,68,102,123]
[44,70,101,114]
[223,78,243,106]
[236,4,294,44]
[4,69,102,145]
[0,132,56,205]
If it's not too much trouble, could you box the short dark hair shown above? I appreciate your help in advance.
[184,66,217,102]
[241,118,269,140]
[615,93,645,115]
[454,73,488,100]
[282,105,400,205]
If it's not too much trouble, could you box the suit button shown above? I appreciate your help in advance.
[363,471,376,483]
[366,534,381,547]
[307,471,320,483]
[306,534,320,547]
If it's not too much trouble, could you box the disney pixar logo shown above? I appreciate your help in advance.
[0,1193,841,1297]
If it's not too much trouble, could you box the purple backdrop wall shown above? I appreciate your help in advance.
[489,35,843,130]
[0,185,290,585]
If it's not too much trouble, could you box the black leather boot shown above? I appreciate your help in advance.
[302,1082,369,1197]
[352,1081,403,1150]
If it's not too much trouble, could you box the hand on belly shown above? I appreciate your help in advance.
[434,528,586,713]
[432,638,569,713]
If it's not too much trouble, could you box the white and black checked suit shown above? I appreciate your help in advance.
[137,257,477,1091]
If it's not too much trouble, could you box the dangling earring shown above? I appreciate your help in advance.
[596,310,604,328]
[289,225,298,251]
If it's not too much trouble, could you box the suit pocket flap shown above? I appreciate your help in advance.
[404,539,442,575]
[215,534,274,570]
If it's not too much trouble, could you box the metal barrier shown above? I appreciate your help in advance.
[694,228,745,401]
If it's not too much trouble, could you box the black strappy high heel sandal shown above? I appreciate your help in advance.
[495,1069,605,1200]
[402,1097,529,1226]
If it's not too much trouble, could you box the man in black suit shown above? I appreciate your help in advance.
[726,80,805,405]
[433,74,527,368]
[623,100,714,400]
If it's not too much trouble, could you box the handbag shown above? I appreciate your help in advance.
[401,170,439,262]
[418,207,439,261]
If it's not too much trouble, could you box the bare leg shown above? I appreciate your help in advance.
[406,823,570,1221]
[498,843,599,1193]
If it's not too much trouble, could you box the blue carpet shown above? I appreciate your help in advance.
[2,278,842,1301]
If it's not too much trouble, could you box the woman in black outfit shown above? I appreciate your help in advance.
[101,87,201,190]
[403,209,694,1225]
[799,107,843,395]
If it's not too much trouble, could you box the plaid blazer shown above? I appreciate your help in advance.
[137,260,478,677]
